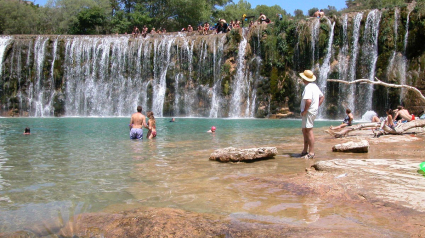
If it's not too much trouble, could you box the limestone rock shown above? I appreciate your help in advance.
[209,147,278,162]
[332,140,369,153]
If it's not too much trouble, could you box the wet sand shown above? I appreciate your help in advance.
[3,127,425,237]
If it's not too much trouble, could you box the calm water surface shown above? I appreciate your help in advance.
[0,118,339,233]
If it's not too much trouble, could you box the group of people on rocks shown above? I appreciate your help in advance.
[313,9,325,18]
[128,12,278,38]
[130,25,167,38]
[328,105,420,132]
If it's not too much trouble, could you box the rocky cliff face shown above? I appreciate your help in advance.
[1,7,424,118]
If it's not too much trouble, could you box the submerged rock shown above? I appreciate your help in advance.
[332,140,369,153]
[209,147,278,162]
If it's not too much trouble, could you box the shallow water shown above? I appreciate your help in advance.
[0,117,391,234]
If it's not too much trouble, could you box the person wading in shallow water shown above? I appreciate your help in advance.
[129,106,148,140]
[298,70,324,159]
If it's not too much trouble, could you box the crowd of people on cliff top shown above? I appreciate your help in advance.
[127,13,275,38]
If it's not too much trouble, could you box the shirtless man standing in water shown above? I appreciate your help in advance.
[129,106,148,140]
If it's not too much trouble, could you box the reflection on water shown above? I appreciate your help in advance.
[0,117,345,234]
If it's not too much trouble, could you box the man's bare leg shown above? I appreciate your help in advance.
[305,128,315,155]
[302,128,309,154]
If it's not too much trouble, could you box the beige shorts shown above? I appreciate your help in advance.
[302,112,317,128]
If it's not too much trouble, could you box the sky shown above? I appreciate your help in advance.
[33,0,347,16]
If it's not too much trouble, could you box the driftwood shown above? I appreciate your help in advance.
[327,77,425,103]
[374,119,425,137]
[325,123,380,138]
[332,140,369,153]
[209,147,278,162]
[325,120,425,138]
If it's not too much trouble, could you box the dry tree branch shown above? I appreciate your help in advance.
[327,77,425,103]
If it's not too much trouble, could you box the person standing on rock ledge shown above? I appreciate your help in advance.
[298,70,324,159]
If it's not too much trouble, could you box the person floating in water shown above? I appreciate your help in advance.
[23,127,30,135]
[147,111,157,139]
[330,108,354,130]
[170,118,175,122]
[129,106,148,140]
[207,126,216,133]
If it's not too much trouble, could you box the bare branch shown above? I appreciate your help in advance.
[327,78,425,102]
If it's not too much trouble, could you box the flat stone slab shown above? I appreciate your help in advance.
[312,159,425,212]
[209,147,278,162]
[332,140,369,153]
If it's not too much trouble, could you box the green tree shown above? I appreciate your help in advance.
[45,0,111,34]
[0,0,40,34]
[70,6,108,34]
[293,9,304,19]
[308,7,318,17]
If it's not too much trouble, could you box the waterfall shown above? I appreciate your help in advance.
[0,37,12,78]
[387,8,399,78]
[338,15,349,115]
[400,9,412,101]
[318,18,335,118]
[229,29,248,118]
[310,19,320,71]
[152,37,174,117]
[174,73,182,115]
[360,10,381,114]
[347,12,363,114]
[403,10,412,54]
[183,38,195,116]
[31,36,49,117]
[209,36,226,118]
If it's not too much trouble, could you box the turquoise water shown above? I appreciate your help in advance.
[0,118,336,233]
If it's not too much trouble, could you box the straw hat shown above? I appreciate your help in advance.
[299,70,316,82]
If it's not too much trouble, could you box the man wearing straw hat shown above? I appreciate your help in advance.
[298,70,324,159]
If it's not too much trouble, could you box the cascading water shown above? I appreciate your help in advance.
[1,12,421,119]
[386,9,400,109]
[31,36,49,117]
[400,9,412,101]
[152,37,175,117]
[317,18,335,118]
[360,10,381,114]
[0,37,12,78]
[209,36,226,118]
[347,12,363,114]
[229,29,248,118]
[338,15,350,114]
[310,19,320,71]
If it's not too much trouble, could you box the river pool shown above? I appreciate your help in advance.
[0,117,342,233]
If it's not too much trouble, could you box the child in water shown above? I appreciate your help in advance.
[147,111,157,139]
[207,126,216,133]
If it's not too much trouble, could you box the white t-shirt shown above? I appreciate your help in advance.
[300,83,323,115]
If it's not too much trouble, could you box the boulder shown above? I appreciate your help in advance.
[332,140,369,153]
[209,147,278,162]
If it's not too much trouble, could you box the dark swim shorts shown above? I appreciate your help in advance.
[130,128,143,140]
